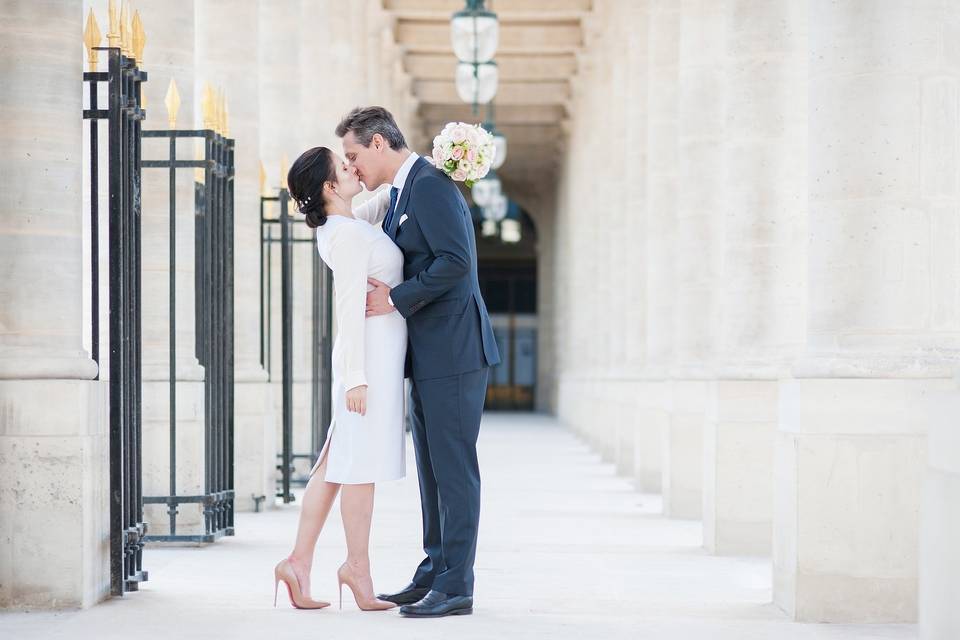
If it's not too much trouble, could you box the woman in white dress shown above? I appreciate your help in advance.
[272,146,406,611]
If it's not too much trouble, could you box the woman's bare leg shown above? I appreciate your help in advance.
[339,483,383,604]
[287,457,340,598]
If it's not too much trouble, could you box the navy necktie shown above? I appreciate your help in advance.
[384,186,399,233]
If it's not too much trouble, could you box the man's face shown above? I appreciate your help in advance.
[342,131,384,190]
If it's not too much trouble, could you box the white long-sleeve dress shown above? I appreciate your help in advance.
[308,189,407,484]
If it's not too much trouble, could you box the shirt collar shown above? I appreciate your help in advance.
[392,152,420,191]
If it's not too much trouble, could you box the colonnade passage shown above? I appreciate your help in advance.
[1,2,958,639]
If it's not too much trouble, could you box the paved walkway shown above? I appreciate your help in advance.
[1,413,915,639]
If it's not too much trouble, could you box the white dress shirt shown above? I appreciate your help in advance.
[391,152,420,213]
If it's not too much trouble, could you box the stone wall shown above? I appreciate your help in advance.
[549,0,960,627]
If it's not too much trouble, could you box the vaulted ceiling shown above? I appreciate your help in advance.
[383,0,594,201]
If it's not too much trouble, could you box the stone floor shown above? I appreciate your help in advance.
[0,413,916,639]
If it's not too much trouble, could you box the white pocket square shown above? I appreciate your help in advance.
[398,213,409,226]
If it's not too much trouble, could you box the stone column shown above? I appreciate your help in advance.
[702,0,806,555]
[257,0,303,482]
[135,0,208,536]
[774,0,960,622]
[0,0,108,608]
[556,40,596,446]
[919,378,960,639]
[195,0,274,513]
[662,0,727,519]
[635,0,680,494]
[609,0,647,479]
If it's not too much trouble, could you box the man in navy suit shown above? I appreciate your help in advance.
[337,107,500,618]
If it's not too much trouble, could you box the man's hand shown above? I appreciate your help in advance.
[366,277,394,317]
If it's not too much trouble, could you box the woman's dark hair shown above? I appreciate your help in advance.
[286,146,337,229]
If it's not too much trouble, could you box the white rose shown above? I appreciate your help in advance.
[450,125,468,144]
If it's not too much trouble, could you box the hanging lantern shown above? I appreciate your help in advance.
[451,0,499,64]
[491,130,507,170]
[484,192,508,222]
[455,61,498,106]
[500,219,521,243]
[483,105,507,170]
[471,171,501,207]
[500,201,522,243]
[481,219,499,237]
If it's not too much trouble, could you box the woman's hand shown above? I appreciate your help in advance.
[346,385,367,416]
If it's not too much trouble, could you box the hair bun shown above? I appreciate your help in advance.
[295,194,326,229]
[286,146,335,229]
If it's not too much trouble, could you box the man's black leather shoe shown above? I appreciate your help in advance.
[399,590,473,618]
[376,582,430,606]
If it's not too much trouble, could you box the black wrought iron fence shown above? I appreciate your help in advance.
[260,189,333,503]
[140,85,236,543]
[82,35,148,596]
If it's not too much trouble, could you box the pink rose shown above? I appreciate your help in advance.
[452,146,465,160]
[466,148,478,162]
[451,168,467,181]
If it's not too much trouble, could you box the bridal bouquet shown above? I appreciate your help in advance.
[427,122,495,187]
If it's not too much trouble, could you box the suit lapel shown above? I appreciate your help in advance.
[389,156,428,241]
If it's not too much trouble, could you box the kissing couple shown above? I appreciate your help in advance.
[272,106,501,618]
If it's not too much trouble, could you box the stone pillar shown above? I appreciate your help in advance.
[662,0,727,519]
[636,0,680,494]
[195,0,274,513]
[702,0,806,555]
[0,0,108,608]
[257,0,303,482]
[136,0,208,536]
[556,40,598,447]
[774,0,960,621]
[919,380,960,639]
[612,0,647,479]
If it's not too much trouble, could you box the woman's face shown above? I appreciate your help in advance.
[330,153,363,200]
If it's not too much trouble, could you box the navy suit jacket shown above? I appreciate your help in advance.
[387,157,501,381]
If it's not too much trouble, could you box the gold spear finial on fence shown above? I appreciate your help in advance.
[132,10,146,64]
[213,87,222,135]
[214,87,224,135]
[107,0,121,48]
[202,83,217,130]
[83,9,102,71]
[280,154,289,190]
[119,1,132,57]
[220,89,229,137]
[164,79,181,129]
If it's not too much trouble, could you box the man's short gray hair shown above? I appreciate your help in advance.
[335,106,408,150]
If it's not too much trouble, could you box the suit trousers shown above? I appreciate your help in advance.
[410,367,489,596]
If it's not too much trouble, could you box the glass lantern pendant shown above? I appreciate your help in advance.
[456,61,498,106]
[471,172,501,207]
[451,0,499,64]
[490,129,507,170]
[500,218,521,243]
